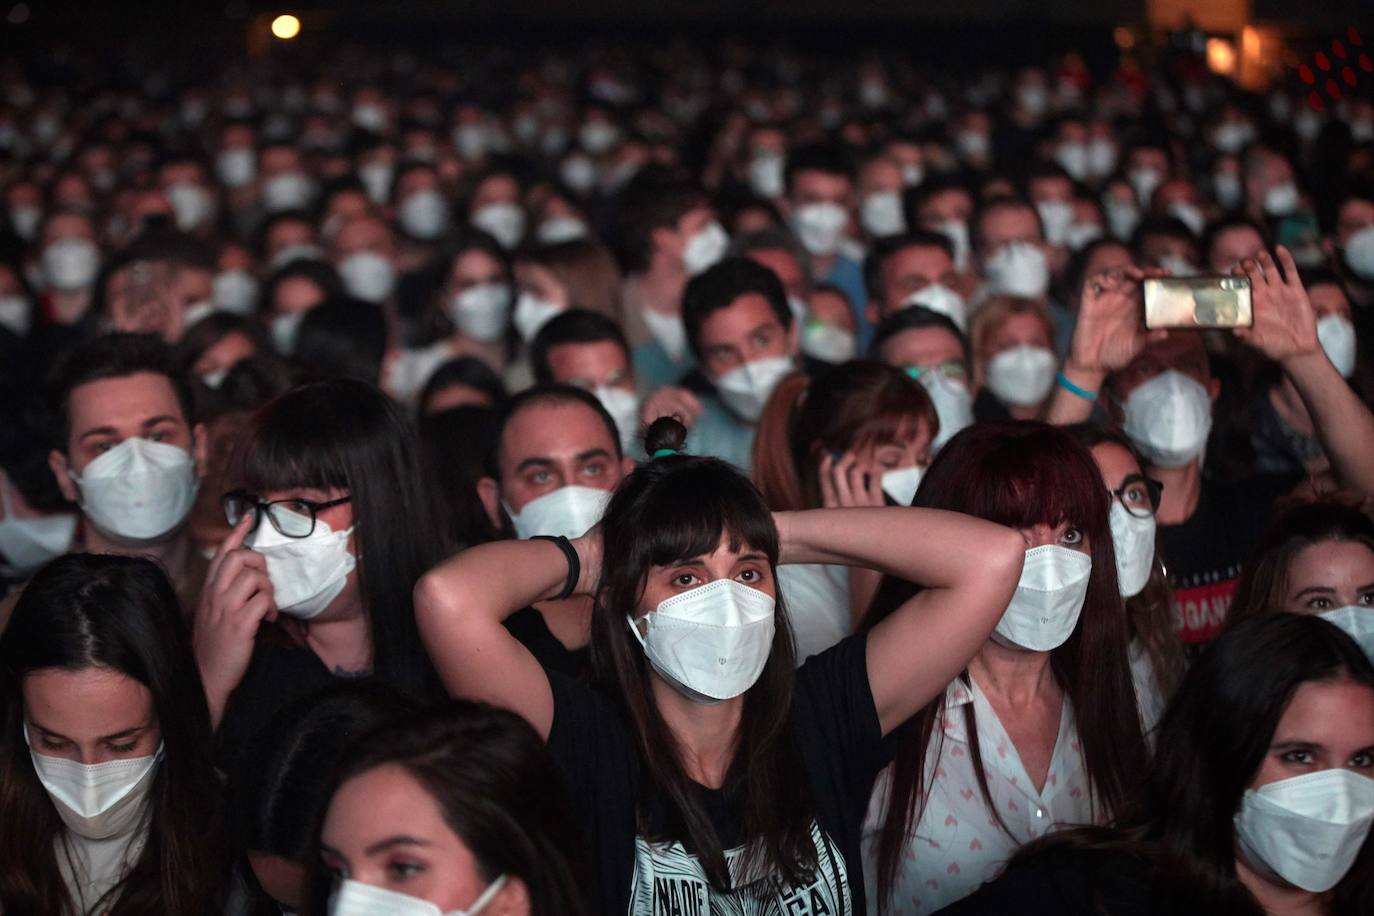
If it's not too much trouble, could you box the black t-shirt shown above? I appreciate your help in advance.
[932,847,1161,916]
[1158,473,1297,646]
[547,633,884,916]
[505,606,591,680]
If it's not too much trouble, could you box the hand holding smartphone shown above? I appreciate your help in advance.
[1142,275,1253,330]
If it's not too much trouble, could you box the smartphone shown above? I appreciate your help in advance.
[1142,275,1253,330]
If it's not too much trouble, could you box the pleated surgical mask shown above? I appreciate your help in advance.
[26,729,164,841]
[1235,768,1374,893]
[247,513,356,620]
[1109,501,1156,599]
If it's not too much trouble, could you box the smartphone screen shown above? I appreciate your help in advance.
[1142,276,1253,330]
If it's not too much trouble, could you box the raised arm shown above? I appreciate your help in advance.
[1237,247,1374,494]
[775,507,1024,736]
[414,535,597,739]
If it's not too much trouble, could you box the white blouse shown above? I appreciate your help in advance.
[862,677,1100,915]
[778,563,851,663]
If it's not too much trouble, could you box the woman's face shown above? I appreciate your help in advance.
[273,276,328,317]
[322,762,523,914]
[847,416,933,472]
[1019,520,1089,555]
[514,261,568,309]
[448,248,505,295]
[637,533,776,617]
[983,311,1052,362]
[258,486,359,622]
[191,330,257,379]
[1248,678,1374,791]
[1282,539,1374,614]
[23,665,161,765]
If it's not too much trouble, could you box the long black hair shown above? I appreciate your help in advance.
[308,701,591,916]
[588,417,817,891]
[235,378,444,698]
[0,554,226,915]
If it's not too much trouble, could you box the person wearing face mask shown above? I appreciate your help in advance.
[969,296,1059,422]
[38,333,209,614]
[972,197,1057,322]
[665,257,800,472]
[0,396,78,592]
[870,307,977,454]
[784,144,870,336]
[0,554,228,914]
[260,257,345,357]
[530,310,644,456]
[798,284,860,369]
[37,209,103,326]
[1067,424,1186,739]
[316,702,590,916]
[467,170,527,251]
[938,612,1374,916]
[330,214,400,306]
[1047,253,1374,648]
[857,154,910,240]
[1122,142,1172,212]
[425,232,517,375]
[1326,182,1374,401]
[512,238,624,345]
[617,181,719,390]
[865,231,967,331]
[194,380,446,773]
[416,415,1026,916]
[908,177,979,289]
[862,421,1151,916]
[473,385,634,678]
[1228,500,1374,661]
[752,361,938,659]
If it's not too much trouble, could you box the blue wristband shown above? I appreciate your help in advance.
[1056,371,1098,401]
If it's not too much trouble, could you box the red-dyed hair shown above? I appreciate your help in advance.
[861,421,1148,914]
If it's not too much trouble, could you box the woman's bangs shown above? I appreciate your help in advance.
[640,465,778,569]
[237,402,350,496]
[960,431,1108,534]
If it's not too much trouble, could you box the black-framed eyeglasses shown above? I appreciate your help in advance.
[1110,474,1163,520]
[222,490,352,539]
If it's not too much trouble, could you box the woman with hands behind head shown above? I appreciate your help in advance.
[415,415,1025,916]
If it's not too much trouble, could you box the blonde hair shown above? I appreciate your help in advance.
[524,240,623,319]
[968,295,1055,385]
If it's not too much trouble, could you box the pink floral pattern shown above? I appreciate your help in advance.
[861,678,1100,915]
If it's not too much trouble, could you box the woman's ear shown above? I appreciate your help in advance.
[492,875,530,916]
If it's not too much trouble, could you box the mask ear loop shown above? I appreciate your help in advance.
[625,613,649,648]
[466,874,509,915]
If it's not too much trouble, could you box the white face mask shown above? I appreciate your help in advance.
[559,155,598,194]
[642,308,688,362]
[1317,314,1358,379]
[1234,768,1374,893]
[801,321,856,364]
[446,283,511,342]
[167,182,215,231]
[748,153,786,199]
[0,483,75,574]
[399,189,450,241]
[994,545,1092,651]
[1122,370,1213,469]
[984,344,1056,407]
[358,162,394,205]
[1166,201,1205,237]
[682,221,730,276]
[1213,122,1255,154]
[43,237,100,291]
[1065,221,1104,252]
[0,293,30,336]
[201,367,230,390]
[387,343,457,406]
[1158,253,1199,277]
[1343,225,1374,281]
[339,251,396,303]
[11,205,42,241]
[1264,182,1301,217]
[506,485,610,540]
[271,243,325,270]
[535,215,589,245]
[71,438,198,543]
[956,130,990,162]
[183,299,216,330]
[1318,606,1374,661]
[902,283,967,331]
[261,172,315,213]
[1035,200,1075,247]
[913,369,973,452]
[1109,501,1156,599]
[984,242,1050,299]
[247,513,356,620]
[880,466,923,506]
[1128,167,1163,205]
[933,219,972,272]
[212,269,259,315]
[471,202,525,250]
[1104,198,1140,241]
[330,876,508,916]
[26,730,163,841]
[272,310,307,355]
[1214,173,1244,209]
[627,578,775,702]
[860,191,907,238]
[791,202,849,257]
[453,123,490,161]
[1055,144,1089,182]
[216,148,256,188]
[512,291,563,343]
[579,120,621,155]
[714,355,795,422]
[594,385,641,453]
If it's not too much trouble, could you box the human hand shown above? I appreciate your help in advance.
[641,385,703,431]
[818,450,886,509]
[1234,246,1320,363]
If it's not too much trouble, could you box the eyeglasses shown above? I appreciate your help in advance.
[905,362,967,382]
[1110,473,1163,520]
[222,490,352,539]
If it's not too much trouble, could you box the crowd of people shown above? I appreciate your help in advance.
[0,27,1373,916]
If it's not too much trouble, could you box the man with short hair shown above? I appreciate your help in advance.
[784,143,869,339]
[531,310,642,454]
[864,231,964,329]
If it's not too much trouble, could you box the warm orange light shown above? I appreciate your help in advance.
[1113,27,1135,50]
[1207,38,1238,76]
[271,14,301,40]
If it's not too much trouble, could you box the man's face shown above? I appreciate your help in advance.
[790,168,851,209]
[877,326,968,382]
[917,188,973,226]
[265,218,316,262]
[487,401,631,515]
[1109,332,1218,403]
[879,243,958,315]
[50,372,206,503]
[697,292,795,377]
[745,248,807,302]
[333,216,395,261]
[1335,198,1374,248]
[1309,282,1353,322]
[858,158,904,197]
[1027,175,1073,206]
[977,203,1044,261]
[546,340,634,392]
[259,146,304,181]
[1207,225,1266,274]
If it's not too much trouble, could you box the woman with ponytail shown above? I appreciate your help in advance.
[752,360,938,658]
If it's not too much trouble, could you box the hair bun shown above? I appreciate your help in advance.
[644,416,688,457]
